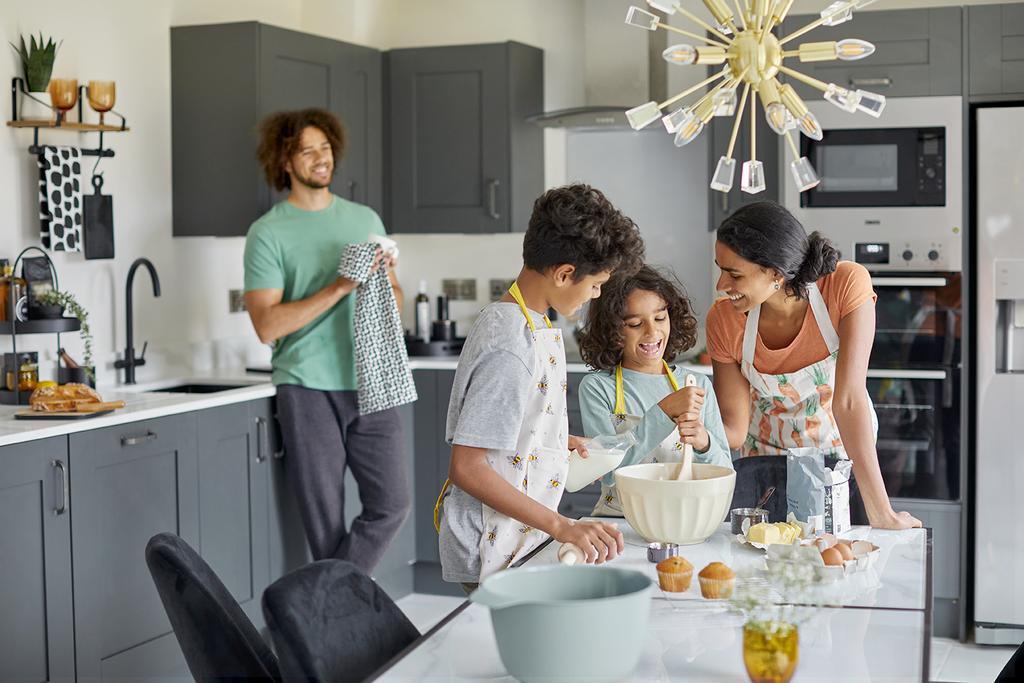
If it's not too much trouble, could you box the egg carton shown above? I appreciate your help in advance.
[765,538,880,583]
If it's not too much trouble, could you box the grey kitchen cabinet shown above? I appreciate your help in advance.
[262,399,313,584]
[968,4,1024,97]
[195,403,272,630]
[69,414,198,681]
[707,98,781,231]
[895,499,963,639]
[171,22,383,237]
[779,7,962,100]
[387,42,544,234]
[0,437,75,683]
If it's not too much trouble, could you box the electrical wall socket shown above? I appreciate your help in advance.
[229,289,246,313]
[489,279,515,302]
[442,278,477,301]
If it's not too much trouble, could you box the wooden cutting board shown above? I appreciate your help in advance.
[14,401,126,420]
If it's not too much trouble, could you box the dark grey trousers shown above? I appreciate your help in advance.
[275,384,411,573]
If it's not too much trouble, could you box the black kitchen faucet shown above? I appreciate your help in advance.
[115,257,161,384]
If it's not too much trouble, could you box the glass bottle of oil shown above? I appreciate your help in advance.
[0,259,27,323]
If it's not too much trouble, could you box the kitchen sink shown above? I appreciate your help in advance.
[148,383,254,394]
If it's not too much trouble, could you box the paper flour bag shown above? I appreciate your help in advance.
[787,448,852,535]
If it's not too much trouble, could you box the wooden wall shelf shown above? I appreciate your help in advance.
[6,120,129,132]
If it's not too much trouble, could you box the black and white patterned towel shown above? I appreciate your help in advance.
[338,243,417,415]
[38,146,83,251]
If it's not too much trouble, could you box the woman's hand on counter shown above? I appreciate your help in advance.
[870,508,923,530]
[552,517,624,564]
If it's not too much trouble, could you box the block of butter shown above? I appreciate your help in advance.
[747,522,781,545]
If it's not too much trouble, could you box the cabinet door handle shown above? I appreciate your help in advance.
[272,448,285,460]
[121,431,156,447]
[52,459,68,515]
[486,179,500,220]
[850,76,891,88]
[255,416,267,463]
[720,191,729,216]
[347,180,358,201]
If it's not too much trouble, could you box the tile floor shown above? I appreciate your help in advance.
[395,593,1018,682]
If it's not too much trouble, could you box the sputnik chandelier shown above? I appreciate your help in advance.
[624,0,886,194]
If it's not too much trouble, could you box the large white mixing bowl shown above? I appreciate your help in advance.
[613,462,736,545]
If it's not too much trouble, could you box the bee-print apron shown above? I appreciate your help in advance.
[739,282,876,457]
[591,361,687,516]
[433,283,570,581]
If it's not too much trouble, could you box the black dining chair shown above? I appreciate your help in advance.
[996,640,1024,681]
[145,532,280,682]
[730,453,869,525]
[262,559,420,683]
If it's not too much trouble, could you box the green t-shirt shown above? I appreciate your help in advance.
[243,195,386,390]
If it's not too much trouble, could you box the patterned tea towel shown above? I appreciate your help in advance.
[338,242,417,414]
[38,145,83,251]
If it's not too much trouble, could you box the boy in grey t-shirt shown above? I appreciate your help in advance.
[436,184,646,586]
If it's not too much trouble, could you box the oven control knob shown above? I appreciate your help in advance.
[928,249,940,261]
[902,249,914,262]
[925,167,936,179]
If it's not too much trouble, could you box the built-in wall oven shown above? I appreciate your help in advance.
[782,96,964,504]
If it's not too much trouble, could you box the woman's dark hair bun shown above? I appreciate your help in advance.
[794,231,840,288]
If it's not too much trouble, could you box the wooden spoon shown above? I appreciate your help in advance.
[674,374,698,482]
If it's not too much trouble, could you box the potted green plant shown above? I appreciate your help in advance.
[38,290,94,382]
[9,32,61,121]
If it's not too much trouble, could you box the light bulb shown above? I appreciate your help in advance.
[625,6,660,30]
[646,0,677,14]
[741,160,766,194]
[820,0,853,26]
[662,43,697,64]
[836,38,875,61]
[710,156,737,192]
[765,102,790,135]
[798,111,824,140]
[790,157,821,191]
[854,89,886,117]
[824,83,861,112]
[673,111,704,146]
[712,88,737,116]
[626,101,662,130]
[716,21,733,35]
[662,107,687,133]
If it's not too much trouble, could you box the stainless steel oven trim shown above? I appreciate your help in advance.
[867,369,947,380]
[870,277,949,288]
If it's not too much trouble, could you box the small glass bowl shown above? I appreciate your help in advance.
[731,507,769,535]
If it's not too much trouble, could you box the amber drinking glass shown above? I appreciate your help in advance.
[48,79,78,125]
[87,80,116,125]
[742,621,799,683]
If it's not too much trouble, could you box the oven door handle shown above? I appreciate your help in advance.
[866,369,947,380]
[870,277,948,288]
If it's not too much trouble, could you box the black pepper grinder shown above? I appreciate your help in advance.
[432,294,457,341]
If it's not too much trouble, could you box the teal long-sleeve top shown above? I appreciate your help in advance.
[578,364,733,487]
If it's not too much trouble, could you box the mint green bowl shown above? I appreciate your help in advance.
[470,564,652,682]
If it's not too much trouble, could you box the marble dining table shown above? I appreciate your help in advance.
[370,520,933,682]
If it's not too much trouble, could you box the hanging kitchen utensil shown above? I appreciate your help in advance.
[83,174,114,260]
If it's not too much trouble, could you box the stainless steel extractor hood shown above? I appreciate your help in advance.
[529,0,668,130]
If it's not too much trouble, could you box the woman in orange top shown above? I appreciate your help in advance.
[706,202,921,530]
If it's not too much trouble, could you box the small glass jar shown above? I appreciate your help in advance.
[17,362,38,391]
[743,620,799,683]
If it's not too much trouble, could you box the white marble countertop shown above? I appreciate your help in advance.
[375,520,931,681]
[377,601,926,681]
[0,371,275,448]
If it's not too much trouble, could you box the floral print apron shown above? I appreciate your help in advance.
[740,282,876,457]
[591,361,685,516]
[433,283,569,581]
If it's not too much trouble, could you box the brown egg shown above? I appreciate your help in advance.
[835,543,855,561]
[821,547,844,566]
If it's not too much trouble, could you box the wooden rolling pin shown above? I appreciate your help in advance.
[76,401,126,413]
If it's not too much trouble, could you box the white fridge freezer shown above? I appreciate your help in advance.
[975,105,1024,645]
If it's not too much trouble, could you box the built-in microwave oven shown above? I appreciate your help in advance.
[783,96,963,273]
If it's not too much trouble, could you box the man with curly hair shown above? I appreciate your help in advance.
[243,108,409,572]
[435,183,645,590]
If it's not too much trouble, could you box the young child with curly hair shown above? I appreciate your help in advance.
[577,265,732,515]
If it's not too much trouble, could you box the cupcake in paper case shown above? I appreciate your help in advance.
[698,562,736,599]
[655,555,693,592]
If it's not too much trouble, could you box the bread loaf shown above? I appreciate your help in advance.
[30,383,103,412]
